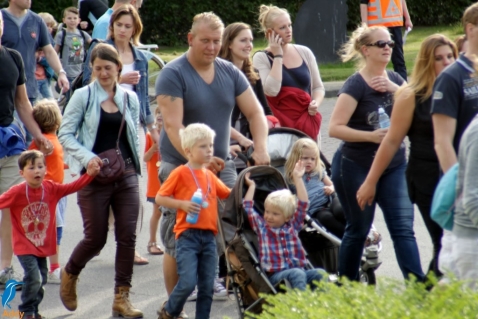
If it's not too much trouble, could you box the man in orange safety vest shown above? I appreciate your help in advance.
[360,0,412,81]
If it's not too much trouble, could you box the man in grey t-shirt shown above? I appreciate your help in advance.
[155,12,269,318]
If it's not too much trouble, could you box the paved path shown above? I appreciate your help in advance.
[3,97,432,319]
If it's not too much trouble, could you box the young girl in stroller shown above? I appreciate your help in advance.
[284,138,346,238]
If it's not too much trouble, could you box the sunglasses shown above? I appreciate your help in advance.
[366,40,395,49]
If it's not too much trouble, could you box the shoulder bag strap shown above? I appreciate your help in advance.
[115,92,128,149]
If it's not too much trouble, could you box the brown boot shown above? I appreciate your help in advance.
[112,286,143,318]
[59,268,79,311]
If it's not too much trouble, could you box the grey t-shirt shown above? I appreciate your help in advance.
[155,54,249,165]
[54,29,91,78]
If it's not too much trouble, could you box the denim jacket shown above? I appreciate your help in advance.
[58,81,141,175]
[82,39,153,127]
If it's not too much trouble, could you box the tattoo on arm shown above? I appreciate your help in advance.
[159,94,177,102]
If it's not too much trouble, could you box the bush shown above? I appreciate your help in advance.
[248,277,478,319]
[140,0,304,46]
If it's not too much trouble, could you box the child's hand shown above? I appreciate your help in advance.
[292,160,305,179]
[179,201,201,214]
[86,157,102,176]
[324,185,335,196]
[150,143,159,152]
[244,172,255,187]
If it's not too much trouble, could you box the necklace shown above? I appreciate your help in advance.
[25,183,44,226]
[186,164,210,208]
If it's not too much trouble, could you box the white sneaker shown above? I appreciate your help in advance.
[187,287,197,301]
[0,266,22,290]
[48,268,61,284]
[213,279,228,300]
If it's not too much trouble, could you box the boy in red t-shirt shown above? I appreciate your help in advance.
[144,107,163,255]
[29,99,66,284]
[156,123,231,319]
[0,150,99,319]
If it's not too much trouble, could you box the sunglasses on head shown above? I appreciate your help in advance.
[366,40,395,49]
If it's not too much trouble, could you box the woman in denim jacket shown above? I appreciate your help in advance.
[58,43,143,318]
[83,4,157,264]
[82,4,157,142]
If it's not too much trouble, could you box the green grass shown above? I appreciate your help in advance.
[150,25,464,82]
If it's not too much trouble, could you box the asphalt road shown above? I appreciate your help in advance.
[3,97,433,319]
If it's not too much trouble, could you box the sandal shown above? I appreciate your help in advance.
[147,242,164,255]
[134,252,149,265]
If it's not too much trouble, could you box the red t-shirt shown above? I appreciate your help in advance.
[0,174,93,257]
[29,133,64,184]
[157,165,231,239]
[145,132,160,198]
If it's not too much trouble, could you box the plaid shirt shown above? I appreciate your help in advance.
[243,199,309,273]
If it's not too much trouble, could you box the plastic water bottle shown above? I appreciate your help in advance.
[186,189,203,224]
[377,107,390,129]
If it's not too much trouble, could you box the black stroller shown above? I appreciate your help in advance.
[218,128,382,318]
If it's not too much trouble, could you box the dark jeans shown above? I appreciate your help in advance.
[65,168,139,287]
[389,26,407,81]
[310,196,346,238]
[17,255,48,316]
[331,149,425,281]
[166,229,217,319]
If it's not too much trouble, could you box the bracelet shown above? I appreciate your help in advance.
[58,69,67,75]
[273,55,283,59]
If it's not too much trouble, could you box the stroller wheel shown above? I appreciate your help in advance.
[359,268,376,285]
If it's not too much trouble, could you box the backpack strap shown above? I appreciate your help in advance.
[59,29,66,59]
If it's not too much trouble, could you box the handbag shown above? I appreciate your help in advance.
[95,92,129,184]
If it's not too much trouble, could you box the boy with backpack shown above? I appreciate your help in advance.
[54,7,92,85]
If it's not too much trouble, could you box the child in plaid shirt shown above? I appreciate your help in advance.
[243,160,326,290]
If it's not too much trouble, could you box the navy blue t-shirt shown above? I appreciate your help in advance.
[1,10,51,99]
[431,54,478,152]
[338,71,406,168]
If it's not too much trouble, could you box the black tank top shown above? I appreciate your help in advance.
[92,108,133,161]
[407,95,439,162]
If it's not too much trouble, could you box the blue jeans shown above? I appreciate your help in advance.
[166,229,217,319]
[269,268,325,291]
[37,79,53,99]
[331,149,424,281]
[17,255,48,316]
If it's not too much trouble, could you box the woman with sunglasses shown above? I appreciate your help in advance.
[357,35,457,279]
[329,24,425,282]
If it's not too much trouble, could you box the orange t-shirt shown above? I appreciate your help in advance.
[157,165,231,239]
[145,132,161,198]
[29,133,64,184]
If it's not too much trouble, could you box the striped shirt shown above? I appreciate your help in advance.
[243,199,309,272]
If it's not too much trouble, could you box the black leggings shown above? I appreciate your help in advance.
[310,196,346,238]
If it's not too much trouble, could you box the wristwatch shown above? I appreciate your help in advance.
[59,69,67,76]
[148,125,157,131]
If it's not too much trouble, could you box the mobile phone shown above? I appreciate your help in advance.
[266,29,273,38]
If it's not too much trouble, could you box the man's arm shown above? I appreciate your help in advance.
[402,0,413,29]
[42,44,69,91]
[432,113,457,173]
[235,87,270,165]
[156,94,187,159]
[15,84,44,142]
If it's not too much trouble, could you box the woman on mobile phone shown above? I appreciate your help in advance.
[252,4,324,141]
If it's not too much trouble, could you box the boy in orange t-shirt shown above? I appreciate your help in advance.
[144,108,163,255]
[156,123,230,319]
[28,99,66,284]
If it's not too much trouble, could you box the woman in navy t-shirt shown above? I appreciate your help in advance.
[328,24,425,282]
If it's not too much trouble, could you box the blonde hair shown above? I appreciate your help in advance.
[463,3,478,33]
[191,12,224,34]
[109,4,143,46]
[38,12,57,28]
[32,99,62,134]
[396,34,457,103]
[339,23,389,70]
[180,123,216,151]
[258,4,289,34]
[285,138,325,184]
[265,189,296,219]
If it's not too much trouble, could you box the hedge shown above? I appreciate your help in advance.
[0,0,474,46]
